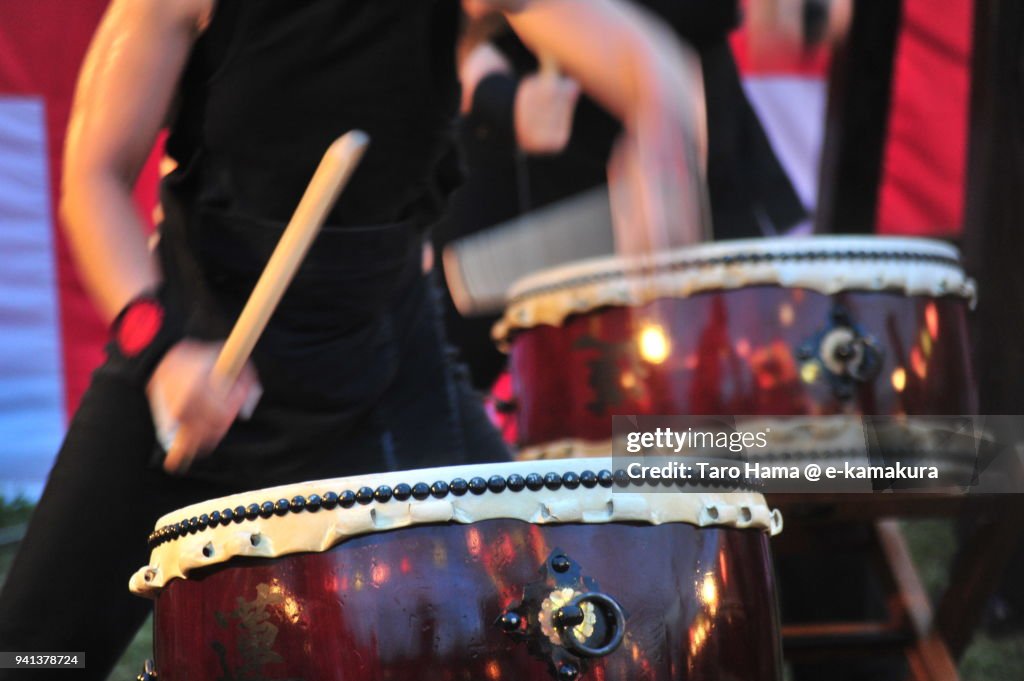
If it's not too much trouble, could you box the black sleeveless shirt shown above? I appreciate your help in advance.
[165,0,462,227]
[154,0,465,478]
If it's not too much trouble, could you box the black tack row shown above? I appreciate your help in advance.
[145,468,755,550]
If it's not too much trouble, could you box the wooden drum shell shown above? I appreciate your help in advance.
[152,520,782,680]
[508,286,976,448]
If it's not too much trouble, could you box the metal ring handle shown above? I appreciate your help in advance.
[555,592,626,658]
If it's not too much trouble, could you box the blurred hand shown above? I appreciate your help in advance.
[514,70,580,154]
[608,132,704,258]
[459,42,513,112]
[607,40,709,257]
[147,340,260,475]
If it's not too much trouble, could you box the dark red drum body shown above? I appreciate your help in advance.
[495,237,977,451]
[132,459,783,681]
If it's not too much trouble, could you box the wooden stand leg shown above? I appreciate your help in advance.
[934,500,1024,659]
[875,520,959,681]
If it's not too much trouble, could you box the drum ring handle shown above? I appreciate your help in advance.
[555,592,626,658]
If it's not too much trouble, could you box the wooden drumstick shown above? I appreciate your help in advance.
[211,130,369,384]
[163,130,369,471]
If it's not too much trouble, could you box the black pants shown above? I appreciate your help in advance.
[0,273,509,680]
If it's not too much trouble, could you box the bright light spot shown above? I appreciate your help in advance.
[620,371,637,390]
[638,324,671,364]
[735,338,751,358]
[282,596,301,624]
[891,367,907,393]
[910,346,927,379]
[925,303,939,339]
[800,362,820,384]
[778,303,795,327]
[920,329,933,358]
[689,614,712,657]
[371,563,391,587]
[466,528,482,557]
[486,661,501,680]
[699,572,719,615]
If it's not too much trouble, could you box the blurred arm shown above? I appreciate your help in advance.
[491,0,709,249]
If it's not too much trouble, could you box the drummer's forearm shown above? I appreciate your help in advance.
[499,0,697,132]
[60,172,160,322]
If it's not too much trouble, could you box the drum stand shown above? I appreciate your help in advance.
[787,0,1024,675]
[771,491,1024,680]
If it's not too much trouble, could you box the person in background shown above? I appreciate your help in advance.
[434,0,808,392]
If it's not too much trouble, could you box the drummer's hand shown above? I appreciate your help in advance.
[607,129,702,256]
[146,340,260,476]
[514,70,580,154]
[607,51,708,255]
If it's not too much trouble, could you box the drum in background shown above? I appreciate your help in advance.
[132,458,783,681]
[494,237,977,453]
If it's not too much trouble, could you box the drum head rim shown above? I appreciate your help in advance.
[130,457,781,595]
[506,236,963,301]
[494,236,975,343]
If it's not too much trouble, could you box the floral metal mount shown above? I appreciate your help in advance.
[497,549,627,681]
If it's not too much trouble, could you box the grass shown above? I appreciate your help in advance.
[902,519,1024,681]
[0,496,33,527]
[109,617,153,680]
[0,501,1021,679]
[0,496,33,583]
[0,496,154,680]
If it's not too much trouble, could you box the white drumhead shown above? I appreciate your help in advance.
[130,457,781,596]
[495,236,975,342]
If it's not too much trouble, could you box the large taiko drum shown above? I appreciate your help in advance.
[494,237,977,454]
[131,458,783,681]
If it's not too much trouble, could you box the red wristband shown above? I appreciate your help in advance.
[106,287,185,387]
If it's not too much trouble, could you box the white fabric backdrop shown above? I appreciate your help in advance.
[0,96,64,500]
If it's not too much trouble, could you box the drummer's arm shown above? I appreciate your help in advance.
[61,0,211,321]
[62,0,256,474]
[490,0,706,247]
